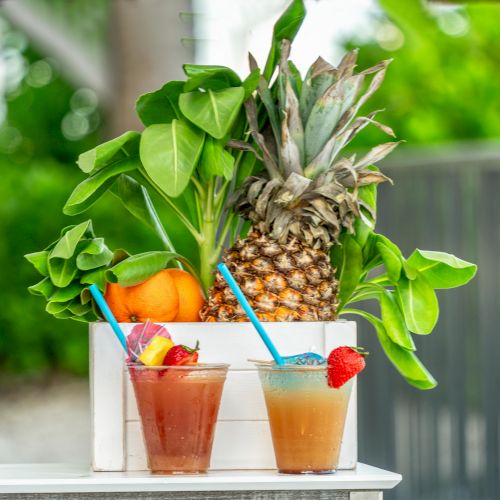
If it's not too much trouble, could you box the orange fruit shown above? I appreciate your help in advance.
[104,269,179,323]
[166,269,205,322]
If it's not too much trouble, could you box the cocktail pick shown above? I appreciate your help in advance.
[88,284,128,354]
[217,263,285,365]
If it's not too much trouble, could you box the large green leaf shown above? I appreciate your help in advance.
[110,174,176,253]
[406,249,477,288]
[76,238,113,270]
[63,157,139,215]
[397,275,439,334]
[380,291,415,351]
[28,277,54,299]
[343,308,437,390]
[77,131,140,175]
[25,250,49,276]
[105,251,193,287]
[183,65,241,92]
[200,137,235,181]
[332,235,363,309]
[179,87,245,139]
[376,235,403,284]
[135,81,183,126]
[140,120,205,197]
[263,0,306,81]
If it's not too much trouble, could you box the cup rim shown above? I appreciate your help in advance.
[253,362,329,371]
[127,362,230,371]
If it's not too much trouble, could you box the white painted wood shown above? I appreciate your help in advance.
[89,323,125,471]
[0,463,402,494]
[91,321,357,471]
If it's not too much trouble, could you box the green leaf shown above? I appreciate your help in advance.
[200,137,235,181]
[80,267,107,291]
[376,240,402,283]
[242,69,260,99]
[64,157,139,215]
[105,251,190,287]
[236,152,258,188]
[135,81,184,126]
[332,235,363,309]
[263,0,306,81]
[406,249,477,289]
[47,221,92,288]
[46,300,71,315]
[110,175,176,253]
[28,277,54,299]
[49,283,83,303]
[77,131,140,175]
[140,120,205,197]
[397,275,439,334]
[179,87,245,139]
[343,308,437,390]
[362,232,383,270]
[25,250,49,276]
[183,65,241,92]
[49,221,92,260]
[67,300,92,317]
[76,238,113,270]
[380,291,415,350]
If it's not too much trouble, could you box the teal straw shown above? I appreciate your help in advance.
[217,263,284,365]
[88,284,128,354]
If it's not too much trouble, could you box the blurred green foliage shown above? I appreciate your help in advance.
[344,0,500,149]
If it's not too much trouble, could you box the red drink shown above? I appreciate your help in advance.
[129,364,228,474]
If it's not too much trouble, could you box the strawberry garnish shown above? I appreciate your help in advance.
[327,346,368,388]
[163,341,200,366]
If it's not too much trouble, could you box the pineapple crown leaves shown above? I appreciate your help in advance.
[233,41,401,250]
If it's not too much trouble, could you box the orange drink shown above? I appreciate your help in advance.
[257,364,352,474]
[128,364,228,474]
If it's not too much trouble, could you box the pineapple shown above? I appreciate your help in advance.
[201,42,399,322]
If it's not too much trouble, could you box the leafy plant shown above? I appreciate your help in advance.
[332,185,476,389]
[24,0,477,389]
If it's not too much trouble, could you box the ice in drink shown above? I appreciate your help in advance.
[257,364,352,474]
[129,364,228,474]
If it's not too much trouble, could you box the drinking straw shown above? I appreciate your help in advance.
[88,284,128,354]
[217,263,284,365]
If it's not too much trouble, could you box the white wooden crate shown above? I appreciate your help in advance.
[90,321,357,472]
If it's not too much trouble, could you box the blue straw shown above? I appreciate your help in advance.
[88,284,128,354]
[217,263,284,365]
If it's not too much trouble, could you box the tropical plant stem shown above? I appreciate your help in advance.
[138,169,202,243]
[198,178,217,293]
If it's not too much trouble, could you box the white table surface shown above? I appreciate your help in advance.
[0,463,401,494]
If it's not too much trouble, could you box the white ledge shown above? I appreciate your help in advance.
[0,463,401,494]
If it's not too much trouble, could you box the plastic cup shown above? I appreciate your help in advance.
[257,364,353,474]
[128,363,229,474]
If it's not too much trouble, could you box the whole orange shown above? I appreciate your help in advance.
[104,269,179,323]
[166,269,205,322]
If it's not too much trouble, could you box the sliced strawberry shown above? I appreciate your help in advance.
[327,346,368,388]
[163,341,200,366]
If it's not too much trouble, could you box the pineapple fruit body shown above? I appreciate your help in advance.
[201,230,338,322]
